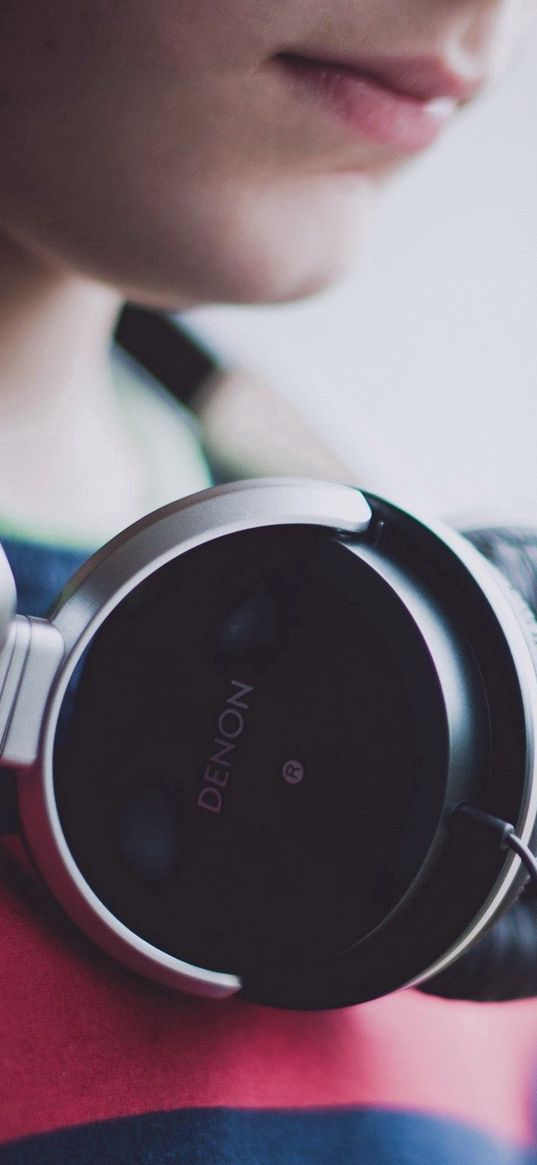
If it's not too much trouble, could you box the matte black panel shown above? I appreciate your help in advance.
[53,526,447,981]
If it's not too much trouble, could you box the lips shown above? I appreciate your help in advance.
[272,51,483,152]
[278,52,485,103]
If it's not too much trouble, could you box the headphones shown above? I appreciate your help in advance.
[1,477,537,1010]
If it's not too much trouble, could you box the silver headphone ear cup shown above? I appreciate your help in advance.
[11,489,537,1010]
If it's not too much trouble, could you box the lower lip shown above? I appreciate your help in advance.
[273,56,455,153]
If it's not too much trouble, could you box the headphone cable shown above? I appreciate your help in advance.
[454,804,537,887]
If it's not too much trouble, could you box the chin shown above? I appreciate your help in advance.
[234,250,358,306]
[116,173,378,312]
[223,172,378,306]
[124,239,361,314]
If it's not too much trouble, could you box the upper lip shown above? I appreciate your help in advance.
[274,51,486,104]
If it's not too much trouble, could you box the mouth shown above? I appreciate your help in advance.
[271,51,484,154]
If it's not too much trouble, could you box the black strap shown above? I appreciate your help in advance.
[114,306,219,409]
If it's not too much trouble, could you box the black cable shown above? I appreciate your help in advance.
[503,830,537,885]
[453,804,537,887]
[417,804,537,1001]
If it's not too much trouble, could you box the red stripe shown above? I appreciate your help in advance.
[1,839,537,1146]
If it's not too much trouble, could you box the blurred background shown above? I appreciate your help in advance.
[181,37,537,528]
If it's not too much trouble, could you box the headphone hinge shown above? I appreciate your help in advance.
[0,617,64,770]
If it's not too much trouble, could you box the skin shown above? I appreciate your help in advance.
[0,0,534,307]
[0,1,534,539]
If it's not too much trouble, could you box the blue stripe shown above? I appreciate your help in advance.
[0,536,89,618]
[1,1108,535,1165]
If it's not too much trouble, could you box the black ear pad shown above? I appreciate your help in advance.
[420,527,537,1002]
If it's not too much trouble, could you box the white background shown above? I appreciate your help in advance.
[186,40,537,527]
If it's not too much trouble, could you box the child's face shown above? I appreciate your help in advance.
[0,1,533,307]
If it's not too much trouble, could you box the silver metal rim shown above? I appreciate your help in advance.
[17,478,372,998]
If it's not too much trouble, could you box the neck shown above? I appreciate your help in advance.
[0,233,148,546]
[0,232,122,431]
